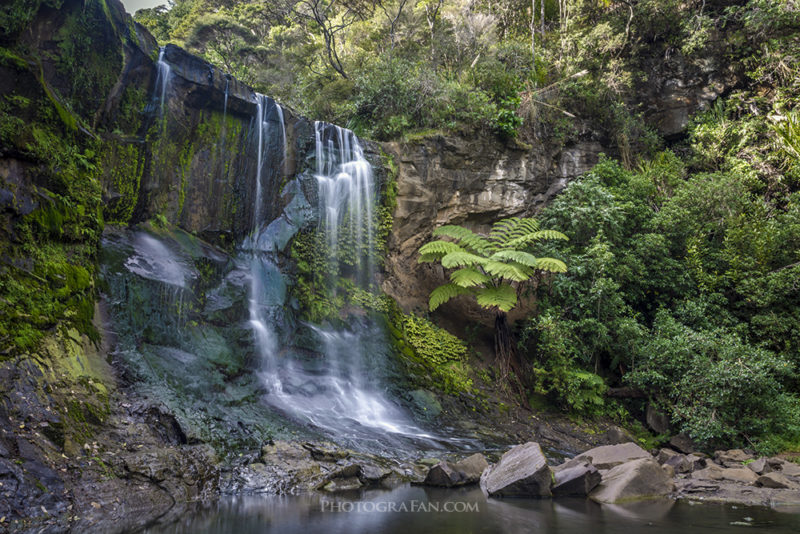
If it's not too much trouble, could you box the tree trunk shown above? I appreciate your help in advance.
[495,311,529,407]
[530,0,536,84]
[494,311,520,376]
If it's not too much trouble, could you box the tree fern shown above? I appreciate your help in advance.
[420,218,567,313]
[483,260,532,282]
[418,240,463,263]
[429,283,472,311]
[450,267,491,287]
[535,257,568,273]
[419,217,568,377]
[441,250,488,268]
[433,225,491,254]
[476,284,518,312]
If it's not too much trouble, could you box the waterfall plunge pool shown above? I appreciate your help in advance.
[140,485,800,533]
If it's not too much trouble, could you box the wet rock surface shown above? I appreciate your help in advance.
[589,458,675,504]
[480,442,552,497]
[422,453,488,487]
[552,462,602,496]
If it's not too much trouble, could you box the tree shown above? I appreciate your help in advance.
[418,217,568,379]
[293,0,374,79]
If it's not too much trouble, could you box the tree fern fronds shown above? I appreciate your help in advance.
[490,249,539,267]
[535,257,568,273]
[441,251,489,268]
[475,284,518,312]
[429,283,472,311]
[433,225,491,254]
[450,267,492,287]
[418,240,463,263]
[483,260,532,281]
[506,229,568,249]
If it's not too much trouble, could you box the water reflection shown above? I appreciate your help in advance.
[143,485,800,534]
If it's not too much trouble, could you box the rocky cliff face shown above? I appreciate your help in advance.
[381,135,602,320]
[0,0,742,530]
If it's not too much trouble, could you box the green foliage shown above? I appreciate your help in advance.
[522,311,608,415]
[626,311,799,452]
[0,41,104,357]
[387,304,473,394]
[420,217,567,312]
[526,81,800,445]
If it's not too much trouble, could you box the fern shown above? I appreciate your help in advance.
[441,251,488,268]
[483,260,532,282]
[490,249,539,267]
[475,284,518,312]
[418,240,463,263]
[433,225,491,254]
[450,267,491,287]
[429,283,472,311]
[535,257,568,273]
[420,218,568,315]
[506,229,568,249]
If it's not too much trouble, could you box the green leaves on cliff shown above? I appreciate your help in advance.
[419,217,567,312]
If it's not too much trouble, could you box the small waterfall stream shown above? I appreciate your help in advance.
[154,46,171,117]
[242,115,437,451]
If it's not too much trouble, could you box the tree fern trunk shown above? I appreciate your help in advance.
[495,311,518,376]
[495,311,528,406]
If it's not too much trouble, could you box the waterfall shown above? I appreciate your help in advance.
[314,121,375,285]
[154,46,171,117]
[245,94,287,385]
[240,104,438,451]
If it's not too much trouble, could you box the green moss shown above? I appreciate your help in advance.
[386,301,474,394]
[100,141,143,224]
[0,46,28,69]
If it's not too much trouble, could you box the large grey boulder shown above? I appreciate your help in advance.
[756,472,799,490]
[552,462,602,496]
[775,460,800,477]
[746,458,772,475]
[480,442,552,497]
[663,454,705,474]
[574,442,651,470]
[714,449,754,467]
[692,464,759,484]
[590,458,675,503]
[423,453,488,487]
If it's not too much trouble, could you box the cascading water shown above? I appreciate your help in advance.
[154,46,171,117]
[245,118,438,452]
[244,94,287,391]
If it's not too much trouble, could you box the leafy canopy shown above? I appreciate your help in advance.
[419,217,567,313]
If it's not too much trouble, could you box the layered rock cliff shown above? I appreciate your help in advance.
[0,0,744,530]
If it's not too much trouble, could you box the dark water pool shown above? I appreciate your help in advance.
[142,485,800,534]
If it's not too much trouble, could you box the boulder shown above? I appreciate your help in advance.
[573,442,651,470]
[646,405,671,434]
[656,448,680,465]
[714,449,754,468]
[456,453,490,481]
[663,454,705,474]
[480,442,552,497]
[756,472,799,490]
[693,464,758,484]
[423,453,488,487]
[746,458,771,475]
[776,461,800,477]
[589,458,675,503]
[668,433,697,454]
[552,462,602,496]
[359,464,392,485]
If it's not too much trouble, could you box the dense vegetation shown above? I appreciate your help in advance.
[134,0,800,453]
